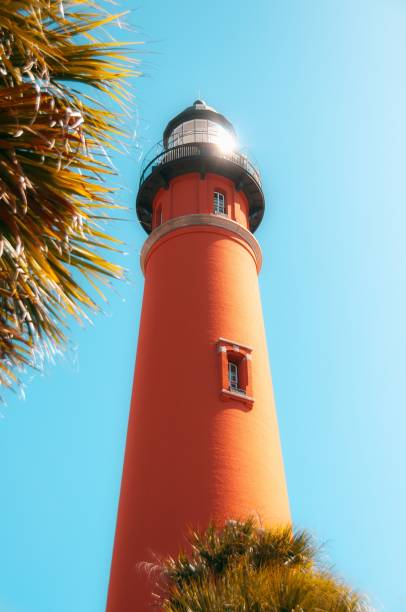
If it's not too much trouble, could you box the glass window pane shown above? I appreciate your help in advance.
[228,362,238,388]
[182,120,194,135]
[168,119,234,149]
[195,119,206,132]
[214,191,226,214]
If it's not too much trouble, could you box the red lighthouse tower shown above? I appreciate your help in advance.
[107,101,291,611]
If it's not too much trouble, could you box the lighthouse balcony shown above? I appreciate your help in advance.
[136,141,265,234]
[140,141,261,188]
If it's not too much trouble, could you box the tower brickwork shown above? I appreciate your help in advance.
[107,101,290,611]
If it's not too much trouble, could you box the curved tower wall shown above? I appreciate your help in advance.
[152,173,249,228]
[107,172,290,611]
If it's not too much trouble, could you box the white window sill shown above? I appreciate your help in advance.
[220,388,254,406]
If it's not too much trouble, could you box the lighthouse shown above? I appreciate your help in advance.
[106,100,291,611]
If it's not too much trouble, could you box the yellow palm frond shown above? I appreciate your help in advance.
[152,518,372,612]
[0,0,140,390]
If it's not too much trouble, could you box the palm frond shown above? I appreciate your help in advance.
[152,518,372,612]
[0,0,140,390]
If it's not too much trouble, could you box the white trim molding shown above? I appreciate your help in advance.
[217,337,254,352]
[140,213,262,274]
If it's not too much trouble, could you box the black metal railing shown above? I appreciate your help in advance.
[139,142,261,188]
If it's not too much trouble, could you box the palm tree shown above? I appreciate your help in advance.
[152,518,371,611]
[0,0,139,390]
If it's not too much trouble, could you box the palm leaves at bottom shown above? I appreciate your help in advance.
[152,518,371,612]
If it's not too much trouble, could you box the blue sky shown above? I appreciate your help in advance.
[1,1,406,610]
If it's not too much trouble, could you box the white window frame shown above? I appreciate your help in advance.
[213,191,226,215]
[228,361,239,390]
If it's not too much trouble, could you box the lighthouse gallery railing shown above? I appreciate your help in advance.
[139,142,262,188]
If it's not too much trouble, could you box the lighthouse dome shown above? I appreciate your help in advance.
[163,99,237,152]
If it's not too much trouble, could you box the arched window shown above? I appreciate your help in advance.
[213,191,226,215]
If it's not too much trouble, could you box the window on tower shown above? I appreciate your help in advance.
[217,338,254,407]
[154,202,163,228]
[227,354,247,395]
[228,361,239,391]
[213,191,226,215]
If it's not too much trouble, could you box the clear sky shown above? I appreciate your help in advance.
[1,1,405,610]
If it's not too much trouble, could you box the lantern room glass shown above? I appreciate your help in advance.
[167,119,235,152]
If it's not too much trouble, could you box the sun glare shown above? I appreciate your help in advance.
[216,131,236,154]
